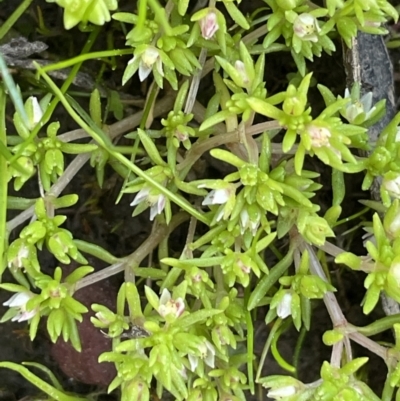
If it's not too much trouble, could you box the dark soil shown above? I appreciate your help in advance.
[0,1,398,400]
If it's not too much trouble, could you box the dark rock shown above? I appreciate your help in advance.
[51,273,117,387]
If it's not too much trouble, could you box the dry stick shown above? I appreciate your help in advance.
[74,212,188,291]
[344,33,398,317]
[185,48,208,115]
[177,116,281,172]
[305,242,390,362]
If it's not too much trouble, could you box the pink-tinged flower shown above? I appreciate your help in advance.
[276,293,292,319]
[188,339,216,371]
[200,11,219,40]
[158,289,185,319]
[3,292,38,322]
[293,13,320,42]
[132,46,163,82]
[130,187,166,221]
[306,124,331,148]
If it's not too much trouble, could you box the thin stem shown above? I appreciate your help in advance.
[40,49,133,74]
[185,48,208,114]
[0,0,34,40]
[6,97,174,232]
[318,241,346,258]
[0,86,8,276]
[348,331,388,360]
[305,243,347,326]
[354,314,400,337]
[330,340,344,368]
[38,67,210,224]
[177,120,281,174]
[75,212,188,290]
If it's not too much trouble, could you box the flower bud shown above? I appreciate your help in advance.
[200,11,219,40]
[25,96,43,130]
[234,60,250,87]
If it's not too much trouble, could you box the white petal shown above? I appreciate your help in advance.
[155,58,164,77]
[150,195,165,220]
[360,92,372,113]
[4,292,30,307]
[204,340,215,368]
[16,308,37,322]
[142,47,159,67]
[138,62,152,82]
[175,298,185,317]
[189,354,198,371]
[28,97,43,129]
[277,293,292,319]
[130,187,150,206]
[159,288,171,306]
[267,385,297,399]
[202,189,229,206]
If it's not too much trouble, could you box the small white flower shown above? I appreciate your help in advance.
[383,175,400,198]
[26,96,43,130]
[199,11,219,40]
[343,89,374,123]
[133,46,164,82]
[267,385,297,399]
[189,339,216,371]
[157,289,185,319]
[131,187,166,221]
[293,13,320,42]
[3,292,37,322]
[202,188,231,206]
[306,124,331,148]
[276,293,292,319]
[240,208,260,235]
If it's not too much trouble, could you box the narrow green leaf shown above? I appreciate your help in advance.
[138,128,166,166]
[248,250,294,310]
[176,309,221,328]
[0,362,86,401]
